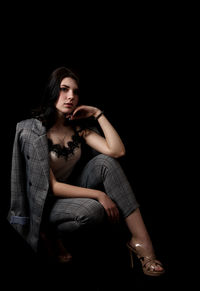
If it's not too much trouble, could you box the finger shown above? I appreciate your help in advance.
[65,114,72,119]
[71,112,82,120]
[72,105,85,115]
[108,208,118,224]
[111,207,120,223]
[72,108,80,115]
[113,209,120,223]
[115,209,120,223]
[73,109,87,119]
[106,209,114,223]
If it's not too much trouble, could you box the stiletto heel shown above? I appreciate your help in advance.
[126,242,165,277]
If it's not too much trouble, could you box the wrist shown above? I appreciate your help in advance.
[94,110,104,120]
[93,109,102,118]
[95,190,105,201]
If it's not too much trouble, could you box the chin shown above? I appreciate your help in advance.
[62,108,73,113]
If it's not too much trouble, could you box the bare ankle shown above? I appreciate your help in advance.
[129,236,154,254]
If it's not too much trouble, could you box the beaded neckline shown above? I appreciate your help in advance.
[48,131,82,160]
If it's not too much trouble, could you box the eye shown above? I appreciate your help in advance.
[74,89,80,95]
[60,87,68,92]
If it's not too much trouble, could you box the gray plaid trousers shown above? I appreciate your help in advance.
[48,154,139,233]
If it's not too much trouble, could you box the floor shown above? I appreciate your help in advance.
[1,218,172,291]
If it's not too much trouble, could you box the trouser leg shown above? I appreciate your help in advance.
[74,154,139,218]
[47,154,139,235]
[48,197,105,234]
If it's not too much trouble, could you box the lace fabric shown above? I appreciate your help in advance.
[47,130,83,160]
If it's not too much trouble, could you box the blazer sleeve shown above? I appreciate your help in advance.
[7,123,30,235]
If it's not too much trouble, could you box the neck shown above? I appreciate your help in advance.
[54,111,67,128]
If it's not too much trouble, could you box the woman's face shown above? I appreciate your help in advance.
[55,77,79,116]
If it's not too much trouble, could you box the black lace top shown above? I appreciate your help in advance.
[47,129,83,160]
[47,129,84,182]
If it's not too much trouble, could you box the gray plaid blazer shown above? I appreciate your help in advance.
[7,118,50,252]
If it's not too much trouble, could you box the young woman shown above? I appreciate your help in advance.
[7,67,165,275]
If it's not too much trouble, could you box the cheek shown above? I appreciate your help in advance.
[71,98,78,108]
[75,96,79,106]
[55,95,64,107]
[55,99,60,108]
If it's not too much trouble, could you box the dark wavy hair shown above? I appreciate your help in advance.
[32,67,80,129]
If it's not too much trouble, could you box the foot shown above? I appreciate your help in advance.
[56,239,72,263]
[127,239,165,276]
[57,252,72,263]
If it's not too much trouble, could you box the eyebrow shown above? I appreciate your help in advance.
[60,84,79,90]
[60,85,69,88]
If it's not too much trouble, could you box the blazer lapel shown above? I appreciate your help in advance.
[31,118,50,182]
[33,134,50,182]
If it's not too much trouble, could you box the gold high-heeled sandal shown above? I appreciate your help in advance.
[126,242,165,277]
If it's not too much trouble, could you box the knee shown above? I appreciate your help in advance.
[92,155,122,180]
[76,199,105,226]
[56,200,105,233]
[93,154,120,170]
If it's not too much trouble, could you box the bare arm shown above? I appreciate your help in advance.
[50,168,101,199]
[50,169,119,222]
[71,105,126,158]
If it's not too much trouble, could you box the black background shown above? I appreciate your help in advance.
[0,4,193,290]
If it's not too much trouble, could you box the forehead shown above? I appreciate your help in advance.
[60,77,78,88]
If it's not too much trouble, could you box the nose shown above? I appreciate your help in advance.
[67,89,75,100]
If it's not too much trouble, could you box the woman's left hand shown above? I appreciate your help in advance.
[70,105,101,120]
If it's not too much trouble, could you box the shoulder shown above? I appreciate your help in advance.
[17,118,37,129]
[74,125,85,137]
[16,118,46,136]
